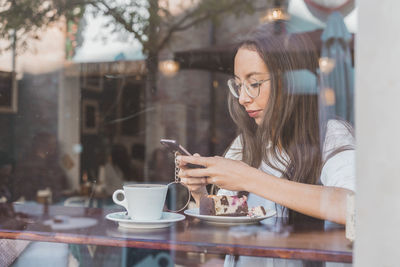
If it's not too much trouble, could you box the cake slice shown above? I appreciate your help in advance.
[199,195,248,216]
[247,206,267,217]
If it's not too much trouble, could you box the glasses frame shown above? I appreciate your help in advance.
[227,76,271,99]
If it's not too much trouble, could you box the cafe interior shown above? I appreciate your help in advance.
[0,0,393,266]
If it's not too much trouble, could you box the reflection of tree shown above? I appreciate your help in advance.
[0,0,267,99]
[1,0,269,182]
[0,1,86,52]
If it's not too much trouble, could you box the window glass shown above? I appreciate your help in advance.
[0,0,356,266]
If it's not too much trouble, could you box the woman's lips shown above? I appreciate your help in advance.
[247,110,262,118]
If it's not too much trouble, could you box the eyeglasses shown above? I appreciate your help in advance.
[227,77,271,99]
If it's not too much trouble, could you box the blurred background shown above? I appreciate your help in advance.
[0,0,356,203]
[0,0,361,266]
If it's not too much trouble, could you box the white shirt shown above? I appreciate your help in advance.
[104,163,125,196]
[219,120,355,267]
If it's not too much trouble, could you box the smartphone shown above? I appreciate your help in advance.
[160,139,204,168]
[160,139,192,156]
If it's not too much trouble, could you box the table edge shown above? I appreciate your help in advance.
[0,230,352,263]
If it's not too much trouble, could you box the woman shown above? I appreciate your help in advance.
[178,24,355,226]
[103,144,136,195]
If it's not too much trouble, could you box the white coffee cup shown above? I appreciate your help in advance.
[112,184,168,220]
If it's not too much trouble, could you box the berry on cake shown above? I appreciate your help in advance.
[199,195,266,217]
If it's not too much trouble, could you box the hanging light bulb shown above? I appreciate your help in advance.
[319,57,336,74]
[323,88,336,106]
[159,60,180,77]
[212,80,219,88]
[260,8,290,22]
[260,0,290,23]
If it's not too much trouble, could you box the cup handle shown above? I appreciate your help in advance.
[112,189,128,210]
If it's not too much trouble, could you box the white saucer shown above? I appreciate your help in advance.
[106,211,185,229]
[43,216,98,230]
[184,208,276,225]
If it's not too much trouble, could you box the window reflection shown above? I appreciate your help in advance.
[0,0,356,266]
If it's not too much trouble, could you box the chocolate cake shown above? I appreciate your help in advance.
[200,195,248,216]
[248,206,267,217]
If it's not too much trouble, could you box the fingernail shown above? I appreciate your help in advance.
[176,156,181,161]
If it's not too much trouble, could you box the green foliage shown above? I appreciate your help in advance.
[0,0,269,54]
[0,0,86,51]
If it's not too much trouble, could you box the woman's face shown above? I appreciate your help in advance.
[234,47,271,125]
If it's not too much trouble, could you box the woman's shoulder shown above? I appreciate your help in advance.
[325,120,354,140]
[321,120,356,191]
[224,135,243,160]
[323,119,355,156]
[105,162,123,176]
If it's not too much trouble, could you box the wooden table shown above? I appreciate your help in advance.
[0,203,352,263]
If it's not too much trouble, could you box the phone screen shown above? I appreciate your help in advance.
[160,139,204,168]
[160,139,191,156]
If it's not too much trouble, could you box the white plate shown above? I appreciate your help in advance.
[184,208,276,225]
[106,211,185,229]
[43,216,98,230]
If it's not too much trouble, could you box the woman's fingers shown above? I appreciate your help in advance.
[206,177,216,184]
[177,155,230,187]
[181,167,209,178]
[180,177,207,185]
[180,177,208,193]
[180,173,218,187]
[177,155,210,168]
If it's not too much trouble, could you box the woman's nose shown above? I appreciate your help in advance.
[238,86,252,106]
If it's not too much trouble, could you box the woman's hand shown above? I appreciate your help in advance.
[177,155,256,192]
[177,154,208,205]
[178,154,207,194]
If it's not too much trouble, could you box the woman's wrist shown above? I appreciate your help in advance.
[243,167,266,193]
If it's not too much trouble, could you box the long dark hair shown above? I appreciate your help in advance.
[228,23,353,222]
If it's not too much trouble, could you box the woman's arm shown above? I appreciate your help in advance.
[248,168,351,224]
[178,155,352,224]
